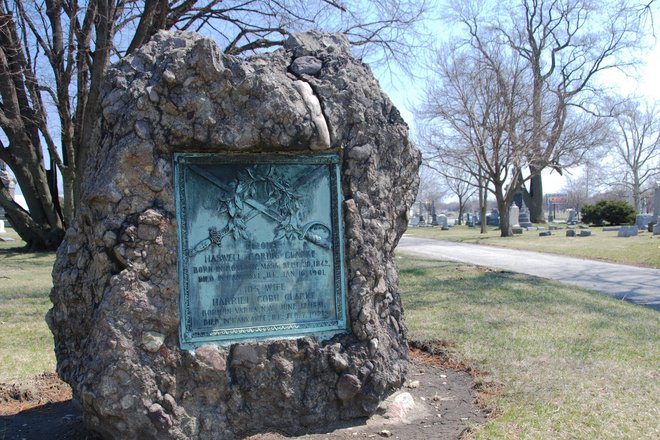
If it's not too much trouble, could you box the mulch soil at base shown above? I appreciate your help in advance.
[0,341,493,440]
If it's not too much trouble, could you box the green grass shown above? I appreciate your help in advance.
[406,225,660,268]
[399,256,660,439]
[0,228,56,382]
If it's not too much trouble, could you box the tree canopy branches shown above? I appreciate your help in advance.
[0,0,430,250]
[418,0,653,233]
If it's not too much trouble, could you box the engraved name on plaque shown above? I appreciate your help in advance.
[175,153,347,348]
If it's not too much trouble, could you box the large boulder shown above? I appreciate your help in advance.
[48,30,420,439]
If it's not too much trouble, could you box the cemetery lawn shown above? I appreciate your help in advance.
[399,256,659,439]
[406,225,660,268]
[1,227,658,439]
[0,229,56,382]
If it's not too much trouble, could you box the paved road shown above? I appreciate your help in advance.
[398,236,660,311]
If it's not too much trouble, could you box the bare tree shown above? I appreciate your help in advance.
[417,39,530,237]
[433,162,476,226]
[0,0,430,250]
[604,98,660,211]
[413,166,447,223]
[443,0,652,223]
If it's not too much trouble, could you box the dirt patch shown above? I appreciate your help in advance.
[0,373,96,440]
[0,341,494,439]
[0,372,72,415]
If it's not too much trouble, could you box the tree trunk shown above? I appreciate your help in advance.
[0,139,65,251]
[0,185,63,251]
[479,183,487,234]
[457,195,464,225]
[523,169,545,223]
[494,181,513,237]
[498,200,512,237]
[632,171,641,213]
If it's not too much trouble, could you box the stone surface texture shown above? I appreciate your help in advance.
[47,30,420,439]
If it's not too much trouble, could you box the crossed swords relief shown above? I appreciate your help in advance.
[188,164,332,257]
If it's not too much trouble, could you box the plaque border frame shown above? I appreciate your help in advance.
[174,152,348,349]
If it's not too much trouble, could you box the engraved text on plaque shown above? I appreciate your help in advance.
[175,153,347,348]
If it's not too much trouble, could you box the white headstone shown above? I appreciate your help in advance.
[0,220,4,233]
[509,204,520,228]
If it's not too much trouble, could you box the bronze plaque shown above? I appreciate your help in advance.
[174,153,347,348]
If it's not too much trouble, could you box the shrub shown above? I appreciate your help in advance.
[581,203,603,225]
[581,200,636,226]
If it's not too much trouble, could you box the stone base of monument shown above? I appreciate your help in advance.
[0,348,489,440]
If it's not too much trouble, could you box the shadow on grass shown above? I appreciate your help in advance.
[0,290,52,301]
[0,247,54,259]
[400,261,646,323]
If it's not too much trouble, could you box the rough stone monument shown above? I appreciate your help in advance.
[48,31,420,439]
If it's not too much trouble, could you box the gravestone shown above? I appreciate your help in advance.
[636,214,653,230]
[566,229,577,237]
[580,230,592,237]
[509,203,520,229]
[618,226,638,237]
[436,214,448,229]
[487,208,500,226]
[48,31,420,440]
[566,208,578,224]
[518,202,533,228]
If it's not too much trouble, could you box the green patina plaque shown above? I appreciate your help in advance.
[174,153,347,348]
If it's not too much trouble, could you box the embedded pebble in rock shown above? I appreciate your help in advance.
[141,331,165,352]
[47,30,420,440]
[291,56,324,76]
